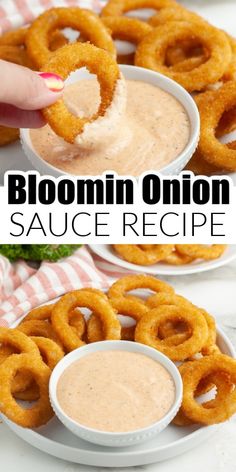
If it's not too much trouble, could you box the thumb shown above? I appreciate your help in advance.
[0,60,64,110]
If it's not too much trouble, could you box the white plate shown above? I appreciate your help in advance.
[2,326,235,467]
[89,244,236,275]
[0,0,236,184]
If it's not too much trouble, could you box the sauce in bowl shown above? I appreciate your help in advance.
[30,79,190,176]
[56,350,176,433]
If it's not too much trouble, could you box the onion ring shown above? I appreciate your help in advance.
[26,7,116,69]
[0,353,53,427]
[174,364,234,426]
[18,320,63,347]
[87,297,148,342]
[135,305,209,361]
[108,275,175,307]
[193,82,236,170]
[180,354,236,424]
[102,17,152,64]
[0,328,40,394]
[41,42,121,143]
[176,244,227,261]
[51,289,121,351]
[146,292,216,352]
[30,336,64,370]
[101,0,177,18]
[135,21,231,92]
[113,244,174,265]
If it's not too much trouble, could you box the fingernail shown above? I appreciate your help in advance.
[37,72,64,92]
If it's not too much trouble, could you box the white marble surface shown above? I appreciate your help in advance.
[1,259,236,472]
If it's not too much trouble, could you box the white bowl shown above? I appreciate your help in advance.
[20,65,200,176]
[49,340,183,448]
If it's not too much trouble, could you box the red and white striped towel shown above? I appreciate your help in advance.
[0,246,133,327]
[0,0,105,34]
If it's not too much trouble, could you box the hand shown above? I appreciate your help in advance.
[0,60,64,128]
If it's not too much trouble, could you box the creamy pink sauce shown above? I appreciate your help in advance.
[30,79,190,176]
[56,350,175,432]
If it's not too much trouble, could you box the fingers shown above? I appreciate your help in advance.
[0,60,64,110]
[0,103,46,128]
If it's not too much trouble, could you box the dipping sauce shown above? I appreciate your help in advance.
[56,350,175,432]
[30,79,190,176]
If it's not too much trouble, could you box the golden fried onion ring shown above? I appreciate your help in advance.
[0,353,53,427]
[113,244,174,265]
[51,289,121,351]
[41,42,120,143]
[135,305,209,361]
[26,7,116,69]
[135,21,231,92]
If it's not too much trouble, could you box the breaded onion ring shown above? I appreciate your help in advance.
[31,337,64,370]
[18,319,62,347]
[26,7,116,69]
[174,365,234,426]
[41,43,121,143]
[87,297,148,342]
[101,0,177,18]
[113,244,174,265]
[193,82,236,170]
[102,17,152,64]
[135,21,231,91]
[51,289,121,351]
[108,274,175,306]
[180,354,236,424]
[0,328,40,394]
[135,305,209,361]
[176,244,227,261]
[0,353,53,427]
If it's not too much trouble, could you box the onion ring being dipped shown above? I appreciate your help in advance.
[135,305,209,361]
[26,7,116,69]
[176,244,227,261]
[0,353,53,427]
[51,289,121,351]
[41,43,124,144]
[135,21,231,91]
[101,0,177,19]
[113,244,174,265]
[180,354,236,424]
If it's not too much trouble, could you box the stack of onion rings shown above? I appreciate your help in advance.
[112,244,227,266]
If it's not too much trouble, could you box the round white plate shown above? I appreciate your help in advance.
[89,244,236,276]
[1,327,235,467]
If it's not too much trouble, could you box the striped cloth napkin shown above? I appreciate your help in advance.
[0,0,104,33]
[0,247,132,327]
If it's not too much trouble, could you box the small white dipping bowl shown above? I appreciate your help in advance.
[21,65,200,176]
[49,340,183,448]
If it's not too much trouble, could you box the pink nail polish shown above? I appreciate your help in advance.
[38,72,64,92]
